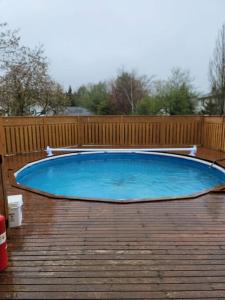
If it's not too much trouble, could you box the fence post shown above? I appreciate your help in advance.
[200,116,205,148]
[0,155,7,220]
[77,116,85,147]
[160,117,166,146]
[0,118,6,155]
[42,117,49,149]
[222,116,225,152]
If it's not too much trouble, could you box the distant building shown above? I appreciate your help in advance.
[29,105,93,116]
[58,106,93,116]
[196,93,221,114]
[197,93,214,106]
[30,105,45,116]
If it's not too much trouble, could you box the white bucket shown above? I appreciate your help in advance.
[7,195,23,228]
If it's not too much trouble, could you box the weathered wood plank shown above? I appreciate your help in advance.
[1,149,225,299]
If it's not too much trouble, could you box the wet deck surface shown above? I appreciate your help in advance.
[1,148,225,299]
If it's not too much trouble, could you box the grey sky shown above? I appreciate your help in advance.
[1,0,225,93]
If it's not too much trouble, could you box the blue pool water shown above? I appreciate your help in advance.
[16,152,225,201]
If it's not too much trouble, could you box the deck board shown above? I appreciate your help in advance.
[1,148,225,299]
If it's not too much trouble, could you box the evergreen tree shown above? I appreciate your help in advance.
[66,85,73,105]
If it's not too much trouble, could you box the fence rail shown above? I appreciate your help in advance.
[0,115,224,155]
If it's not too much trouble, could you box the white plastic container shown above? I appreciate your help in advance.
[7,195,23,228]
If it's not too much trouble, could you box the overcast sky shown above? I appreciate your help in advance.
[1,0,225,93]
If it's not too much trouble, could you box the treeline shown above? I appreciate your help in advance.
[67,23,225,116]
[1,22,225,116]
[67,68,198,115]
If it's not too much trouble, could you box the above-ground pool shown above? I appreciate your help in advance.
[15,152,225,202]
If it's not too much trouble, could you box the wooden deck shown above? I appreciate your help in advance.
[1,148,225,299]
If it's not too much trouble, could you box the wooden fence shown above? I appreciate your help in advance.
[0,114,224,220]
[0,115,224,155]
[0,116,205,155]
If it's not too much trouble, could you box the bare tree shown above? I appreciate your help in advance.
[209,23,225,115]
[110,70,153,114]
[0,23,68,116]
[0,46,49,115]
[0,23,20,69]
[37,79,68,115]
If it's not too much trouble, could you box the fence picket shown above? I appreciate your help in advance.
[0,115,224,155]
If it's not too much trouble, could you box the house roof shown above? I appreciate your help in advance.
[59,106,93,116]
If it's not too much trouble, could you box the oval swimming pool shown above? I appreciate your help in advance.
[15,152,225,202]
